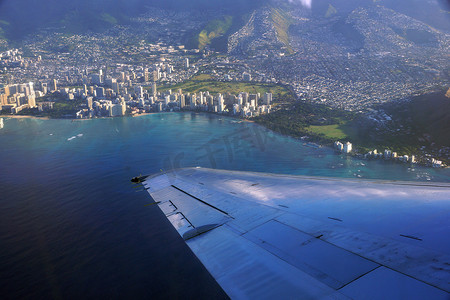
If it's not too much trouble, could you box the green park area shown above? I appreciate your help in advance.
[306,124,350,140]
[157,75,295,102]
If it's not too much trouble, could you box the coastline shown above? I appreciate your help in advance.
[3,111,447,169]
[1,115,50,120]
[131,112,160,117]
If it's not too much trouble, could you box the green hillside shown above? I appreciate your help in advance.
[270,7,294,54]
[59,10,124,35]
[383,90,450,147]
[190,16,233,50]
[325,4,338,18]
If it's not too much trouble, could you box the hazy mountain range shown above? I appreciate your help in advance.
[0,0,448,44]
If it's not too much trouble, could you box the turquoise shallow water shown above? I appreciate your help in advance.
[0,113,448,299]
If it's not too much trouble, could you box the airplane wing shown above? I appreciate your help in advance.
[141,167,450,299]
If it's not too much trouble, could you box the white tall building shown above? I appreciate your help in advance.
[152,82,157,99]
[217,93,224,106]
[190,95,197,108]
[135,86,144,98]
[109,103,126,117]
[343,142,352,154]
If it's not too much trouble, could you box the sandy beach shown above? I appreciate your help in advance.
[1,115,50,120]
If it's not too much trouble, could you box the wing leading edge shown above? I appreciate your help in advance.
[142,168,450,299]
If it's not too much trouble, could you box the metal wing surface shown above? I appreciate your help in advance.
[142,168,450,299]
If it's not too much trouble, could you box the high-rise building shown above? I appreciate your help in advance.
[263,93,272,105]
[27,95,36,108]
[334,141,344,152]
[153,69,160,81]
[135,86,144,98]
[0,93,8,106]
[8,85,18,95]
[217,93,224,105]
[87,97,93,110]
[25,82,35,96]
[4,85,10,97]
[105,77,116,88]
[91,74,102,85]
[184,58,189,69]
[112,81,120,94]
[238,95,243,106]
[96,87,105,98]
[40,83,48,94]
[190,94,197,108]
[343,142,352,153]
[152,82,157,99]
[51,79,57,92]
[180,94,186,108]
[249,94,258,106]
[109,103,126,117]
[206,95,213,107]
[241,92,249,105]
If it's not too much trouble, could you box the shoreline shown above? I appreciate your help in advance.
[131,112,161,117]
[1,115,49,120]
[2,112,447,169]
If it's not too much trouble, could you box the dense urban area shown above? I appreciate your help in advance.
[0,2,448,167]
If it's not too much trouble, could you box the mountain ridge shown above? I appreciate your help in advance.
[0,0,448,44]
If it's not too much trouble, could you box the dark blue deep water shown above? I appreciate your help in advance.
[0,113,449,299]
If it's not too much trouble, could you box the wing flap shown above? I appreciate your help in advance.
[187,225,349,299]
[243,220,380,289]
[142,168,450,298]
[150,185,231,239]
[340,267,449,300]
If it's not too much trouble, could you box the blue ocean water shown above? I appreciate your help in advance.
[0,113,449,299]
